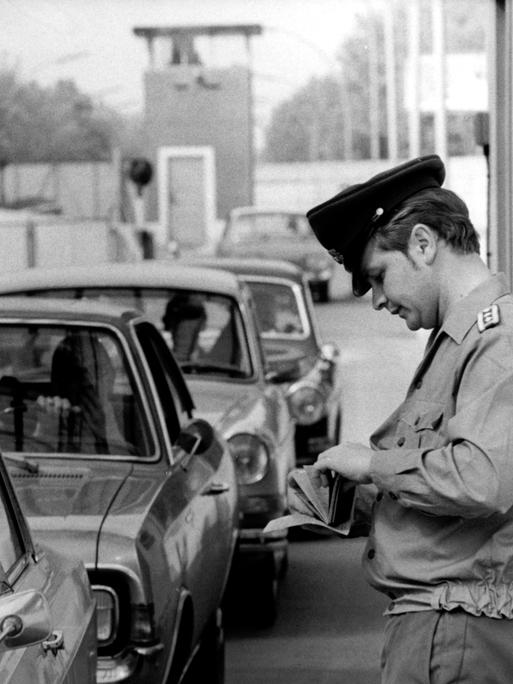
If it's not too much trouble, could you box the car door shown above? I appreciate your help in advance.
[133,321,237,636]
[0,455,96,683]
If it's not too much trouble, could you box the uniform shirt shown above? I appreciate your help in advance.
[365,273,513,618]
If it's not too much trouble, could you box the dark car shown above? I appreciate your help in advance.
[0,263,296,626]
[216,207,335,302]
[0,296,238,683]
[183,257,343,465]
[0,452,96,682]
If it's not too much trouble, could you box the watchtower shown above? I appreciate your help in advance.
[133,24,263,249]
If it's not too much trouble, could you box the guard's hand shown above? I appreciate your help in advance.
[312,442,373,484]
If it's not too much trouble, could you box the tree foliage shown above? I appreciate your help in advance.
[0,68,131,163]
[262,0,488,162]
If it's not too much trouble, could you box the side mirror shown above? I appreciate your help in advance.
[176,418,215,456]
[0,590,52,650]
[265,356,303,384]
[166,240,180,260]
[321,342,339,363]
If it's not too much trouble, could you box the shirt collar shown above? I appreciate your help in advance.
[441,273,510,344]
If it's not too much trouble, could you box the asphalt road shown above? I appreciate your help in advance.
[226,279,429,684]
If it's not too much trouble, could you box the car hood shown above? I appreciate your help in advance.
[8,459,133,567]
[185,377,266,437]
[219,238,322,266]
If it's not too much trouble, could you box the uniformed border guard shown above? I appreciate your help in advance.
[302,155,513,683]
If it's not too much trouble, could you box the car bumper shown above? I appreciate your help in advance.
[235,528,288,576]
[96,642,164,683]
[236,494,288,557]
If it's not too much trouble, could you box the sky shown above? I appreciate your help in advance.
[1,0,364,132]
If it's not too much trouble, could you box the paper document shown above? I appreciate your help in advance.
[264,465,356,537]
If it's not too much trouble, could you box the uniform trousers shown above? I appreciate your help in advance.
[381,609,513,684]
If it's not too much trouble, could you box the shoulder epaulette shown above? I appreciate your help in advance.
[477,304,500,332]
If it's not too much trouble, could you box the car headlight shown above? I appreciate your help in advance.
[93,585,119,646]
[288,383,325,425]
[228,433,269,484]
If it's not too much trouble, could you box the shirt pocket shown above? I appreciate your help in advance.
[397,405,445,449]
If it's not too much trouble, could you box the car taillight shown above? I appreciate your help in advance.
[228,433,269,484]
[93,585,119,646]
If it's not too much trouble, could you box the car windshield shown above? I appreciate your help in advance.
[0,324,153,458]
[227,213,312,243]
[77,287,254,380]
[246,281,309,340]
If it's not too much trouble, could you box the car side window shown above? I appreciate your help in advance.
[135,322,192,443]
[0,476,24,584]
[0,325,152,458]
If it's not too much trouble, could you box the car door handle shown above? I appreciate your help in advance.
[42,630,64,655]
[203,481,230,495]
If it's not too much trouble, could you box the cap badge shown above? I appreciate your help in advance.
[477,304,500,333]
[371,207,384,222]
[327,248,345,264]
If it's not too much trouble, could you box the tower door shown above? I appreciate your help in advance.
[158,146,216,249]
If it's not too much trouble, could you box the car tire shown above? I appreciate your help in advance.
[317,281,330,303]
[184,607,225,684]
[252,554,279,628]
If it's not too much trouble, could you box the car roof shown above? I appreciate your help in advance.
[228,206,308,218]
[181,256,306,284]
[0,262,244,299]
[0,294,140,324]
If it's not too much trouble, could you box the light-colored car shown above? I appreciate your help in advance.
[0,295,238,683]
[216,206,335,302]
[183,257,343,465]
[0,451,96,683]
[0,263,296,627]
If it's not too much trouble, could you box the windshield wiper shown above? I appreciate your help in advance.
[180,362,246,378]
[3,453,39,475]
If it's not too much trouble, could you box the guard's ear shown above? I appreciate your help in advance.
[408,223,438,265]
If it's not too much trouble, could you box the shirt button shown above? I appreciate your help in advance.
[397,437,405,446]
[367,549,375,559]
[376,492,383,502]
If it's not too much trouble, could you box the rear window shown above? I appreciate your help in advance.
[227,213,312,242]
[0,325,153,458]
[247,281,308,339]
[44,287,254,380]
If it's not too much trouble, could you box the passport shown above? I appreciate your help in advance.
[263,465,356,537]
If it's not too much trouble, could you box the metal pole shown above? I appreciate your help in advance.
[245,35,255,205]
[384,2,398,160]
[368,20,380,159]
[407,0,421,158]
[432,0,448,168]
[489,0,512,282]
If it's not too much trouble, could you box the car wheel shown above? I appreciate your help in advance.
[278,546,289,579]
[317,281,330,303]
[184,607,225,684]
[334,408,342,443]
[252,555,279,628]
